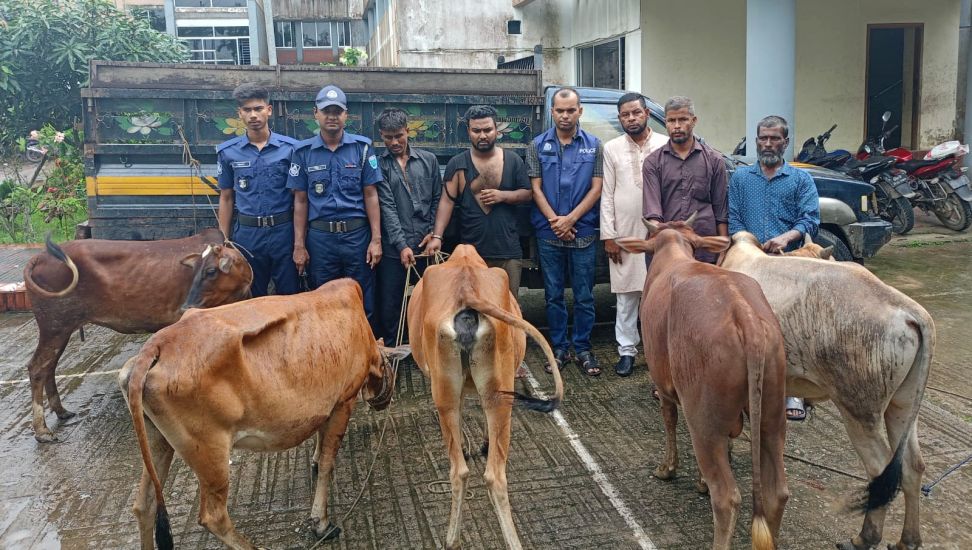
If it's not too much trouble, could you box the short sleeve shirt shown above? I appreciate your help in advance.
[444,149,531,260]
[286,131,382,221]
[216,132,298,216]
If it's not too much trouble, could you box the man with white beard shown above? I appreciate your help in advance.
[728,114,819,421]
[601,93,668,377]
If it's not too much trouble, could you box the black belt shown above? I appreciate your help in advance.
[309,218,368,233]
[237,210,293,228]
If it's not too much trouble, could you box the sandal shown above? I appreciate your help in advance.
[785,396,806,422]
[546,349,571,374]
[576,351,601,377]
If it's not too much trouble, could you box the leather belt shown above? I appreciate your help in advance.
[237,210,293,228]
[309,218,368,233]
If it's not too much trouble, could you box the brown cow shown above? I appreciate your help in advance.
[406,244,564,550]
[23,229,252,442]
[723,231,934,550]
[782,233,834,260]
[617,216,788,550]
[120,278,408,549]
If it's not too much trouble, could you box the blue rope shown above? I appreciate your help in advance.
[921,452,972,497]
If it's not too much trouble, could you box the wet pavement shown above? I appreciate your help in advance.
[1,214,970,549]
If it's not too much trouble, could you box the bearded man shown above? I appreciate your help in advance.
[728,114,820,421]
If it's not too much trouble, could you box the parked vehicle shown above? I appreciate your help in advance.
[795,124,852,169]
[80,61,890,279]
[881,136,972,232]
[24,131,47,163]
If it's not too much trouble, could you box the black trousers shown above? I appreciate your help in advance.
[375,254,429,346]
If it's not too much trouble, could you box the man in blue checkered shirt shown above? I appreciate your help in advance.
[728,114,819,421]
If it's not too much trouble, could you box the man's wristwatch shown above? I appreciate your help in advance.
[431,234,443,241]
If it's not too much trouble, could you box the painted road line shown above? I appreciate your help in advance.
[524,369,658,550]
[0,369,121,386]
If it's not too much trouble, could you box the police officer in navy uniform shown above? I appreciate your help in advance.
[217,83,300,297]
[288,85,383,322]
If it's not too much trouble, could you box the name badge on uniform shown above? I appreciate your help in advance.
[314,182,325,194]
[231,161,251,168]
[306,165,327,173]
[344,162,358,169]
[238,177,248,190]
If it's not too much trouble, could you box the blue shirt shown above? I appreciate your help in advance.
[216,132,299,216]
[527,127,602,242]
[728,161,820,249]
[287,131,383,221]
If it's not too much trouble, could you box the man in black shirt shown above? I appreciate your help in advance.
[375,108,442,346]
[422,105,533,294]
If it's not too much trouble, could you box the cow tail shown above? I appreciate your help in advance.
[126,346,174,550]
[23,235,79,298]
[854,313,934,513]
[747,320,773,550]
[464,296,563,413]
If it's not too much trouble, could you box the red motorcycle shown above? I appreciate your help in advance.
[861,112,972,232]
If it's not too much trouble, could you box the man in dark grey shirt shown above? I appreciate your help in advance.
[375,108,442,345]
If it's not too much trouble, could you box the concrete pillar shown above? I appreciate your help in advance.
[745,0,796,160]
[163,0,176,37]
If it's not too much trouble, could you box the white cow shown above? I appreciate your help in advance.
[722,232,934,550]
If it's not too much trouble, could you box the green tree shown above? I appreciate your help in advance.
[0,0,188,146]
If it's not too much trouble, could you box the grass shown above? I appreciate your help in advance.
[0,210,86,244]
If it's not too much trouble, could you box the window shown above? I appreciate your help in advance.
[175,0,247,7]
[275,21,294,48]
[507,20,521,35]
[285,21,352,48]
[576,37,625,90]
[302,21,331,48]
[178,26,250,65]
[129,6,166,33]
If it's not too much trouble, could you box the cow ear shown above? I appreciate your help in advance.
[698,236,730,253]
[218,256,233,273]
[819,246,834,260]
[181,253,201,268]
[616,237,655,254]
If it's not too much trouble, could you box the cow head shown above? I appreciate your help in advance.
[180,243,253,311]
[616,211,730,257]
[363,340,411,411]
[783,233,835,261]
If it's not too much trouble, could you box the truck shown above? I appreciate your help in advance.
[80,61,890,287]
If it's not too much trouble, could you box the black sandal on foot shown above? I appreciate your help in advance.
[576,351,600,377]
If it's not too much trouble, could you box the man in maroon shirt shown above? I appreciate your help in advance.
[642,96,728,263]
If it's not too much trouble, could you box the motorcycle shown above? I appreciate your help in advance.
[862,112,972,232]
[842,111,917,234]
[795,124,853,168]
[24,131,48,163]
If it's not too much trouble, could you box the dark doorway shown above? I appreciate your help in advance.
[865,24,922,149]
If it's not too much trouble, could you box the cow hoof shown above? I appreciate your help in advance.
[888,543,921,550]
[55,409,76,420]
[34,431,57,444]
[695,478,709,494]
[836,540,874,550]
[312,521,341,541]
[653,464,676,480]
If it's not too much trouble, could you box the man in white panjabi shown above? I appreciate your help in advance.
[600,93,669,377]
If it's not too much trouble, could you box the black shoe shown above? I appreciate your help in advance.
[548,348,571,373]
[614,355,634,377]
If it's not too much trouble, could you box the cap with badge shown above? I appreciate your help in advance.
[315,85,348,111]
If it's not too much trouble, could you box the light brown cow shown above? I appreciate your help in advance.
[120,278,407,549]
[617,217,788,550]
[23,229,252,442]
[406,244,564,550]
[783,233,834,260]
[723,231,935,550]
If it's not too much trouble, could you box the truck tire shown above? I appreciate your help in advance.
[815,228,853,262]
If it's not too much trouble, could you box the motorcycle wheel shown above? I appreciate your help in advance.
[25,149,44,163]
[874,186,915,235]
[933,194,972,232]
